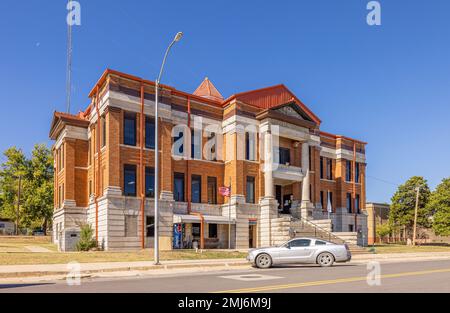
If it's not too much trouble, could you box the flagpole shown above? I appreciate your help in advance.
[228,177,231,250]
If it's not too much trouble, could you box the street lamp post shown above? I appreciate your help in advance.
[154,32,183,265]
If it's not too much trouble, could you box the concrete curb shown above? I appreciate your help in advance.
[0,260,249,279]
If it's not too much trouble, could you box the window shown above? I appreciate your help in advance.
[58,185,62,208]
[207,132,217,161]
[123,164,137,197]
[245,132,256,161]
[309,146,312,170]
[315,240,327,246]
[320,191,325,209]
[145,117,155,149]
[174,173,185,202]
[123,113,136,146]
[60,145,64,171]
[145,167,155,198]
[191,175,202,203]
[88,139,92,166]
[208,224,218,239]
[320,157,324,179]
[192,223,201,237]
[349,224,354,232]
[355,162,360,183]
[101,115,106,148]
[290,239,311,247]
[279,148,291,165]
[346,193,353,213]
[346,160,352,182]
[355,194,361,214]
[207,177,217,204]
[89,180,92,196]
[146,216,155,237]
[191,129,201,159]
[326,159,333,180]
[246,176,255,204]
[329,192,333,210]
[125,215,138,237]
[173,130,184,156]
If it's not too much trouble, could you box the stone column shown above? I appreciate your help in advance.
[259,126,278,247]
[301,142,313,219]
[263,130,274,198]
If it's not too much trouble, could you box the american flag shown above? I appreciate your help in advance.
[219,187,231,197]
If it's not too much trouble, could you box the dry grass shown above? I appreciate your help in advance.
[373,244,450,254]
[0,237,246,265]
[0,250,246,265]
[0,236,57,253]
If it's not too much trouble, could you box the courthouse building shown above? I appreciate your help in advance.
[49,69,368,251]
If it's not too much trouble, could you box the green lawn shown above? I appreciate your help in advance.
[0,236,246,265]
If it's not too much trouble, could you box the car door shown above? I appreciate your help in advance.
[277,239,312,264]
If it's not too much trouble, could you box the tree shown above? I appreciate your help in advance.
[389,176,431,238]
[0,147,28,231]
[376,223,391,242]
[22,144,54,233]
[0,145,54,234]
[427,178,450,236]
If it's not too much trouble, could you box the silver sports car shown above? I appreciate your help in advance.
[247,238,352,268]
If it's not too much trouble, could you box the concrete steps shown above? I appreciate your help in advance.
[290,218,369,253]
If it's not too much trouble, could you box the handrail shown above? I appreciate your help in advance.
[293,218,347,244]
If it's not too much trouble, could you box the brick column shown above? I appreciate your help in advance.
[63,139,76,207]
[160,120,173,200]
[104,107,122,196]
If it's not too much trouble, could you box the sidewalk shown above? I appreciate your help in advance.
[1,252,450,282]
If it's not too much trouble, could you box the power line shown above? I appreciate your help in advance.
[366,175,401,187]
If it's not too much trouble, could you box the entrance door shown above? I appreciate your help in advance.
[249,225,256,248]
[275,185,282,212]
[282,194,293,214]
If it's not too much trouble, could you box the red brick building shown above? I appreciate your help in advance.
[50,69,367,251]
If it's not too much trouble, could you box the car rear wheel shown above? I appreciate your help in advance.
[256,253,272,269]
[317,252,334,267]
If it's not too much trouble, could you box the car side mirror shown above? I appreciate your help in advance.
[286,244,291,249]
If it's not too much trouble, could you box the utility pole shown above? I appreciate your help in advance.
[412,186,420,247]
[66,0,73,113]
[16,175,22,235]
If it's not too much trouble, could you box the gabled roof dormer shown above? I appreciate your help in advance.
[193,77,224,102]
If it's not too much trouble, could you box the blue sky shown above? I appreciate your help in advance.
[0,0,449,203]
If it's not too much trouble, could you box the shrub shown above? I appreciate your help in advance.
[76,224,97,251]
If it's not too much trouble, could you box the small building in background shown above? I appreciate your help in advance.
[366,203,390,245]
[0,219,15,235]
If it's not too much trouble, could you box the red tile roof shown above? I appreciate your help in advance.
[224,84,322,125]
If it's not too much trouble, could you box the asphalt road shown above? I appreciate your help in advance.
[1,259,450,293]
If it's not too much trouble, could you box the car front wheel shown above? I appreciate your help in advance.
[256,253,272,269]
[317,252,334,267]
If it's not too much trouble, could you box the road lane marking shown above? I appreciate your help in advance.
[212,267,450,293]
[219,274,282,282]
